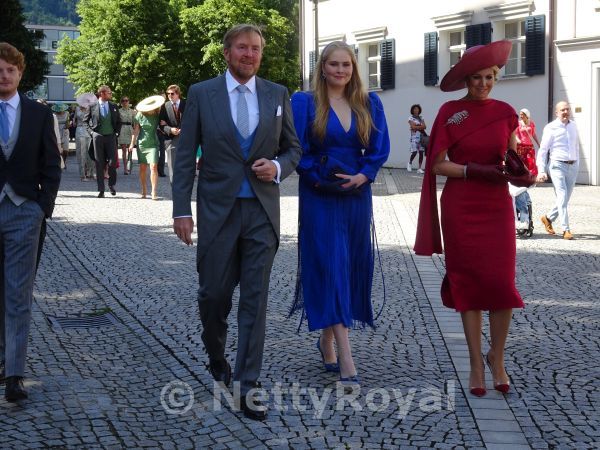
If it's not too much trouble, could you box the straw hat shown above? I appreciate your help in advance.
[440,40,512,92]
[136,95,165,113]
[76,92,98,107]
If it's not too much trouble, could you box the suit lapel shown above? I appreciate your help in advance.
[247,77,272,159]
[208,75,242,156]
[165,100,176,125]
[10,93,30,161]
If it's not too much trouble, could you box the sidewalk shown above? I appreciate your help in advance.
[1,163,598,449]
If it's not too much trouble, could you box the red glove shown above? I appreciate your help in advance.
[466,162,507,184]
[506,172,536,188]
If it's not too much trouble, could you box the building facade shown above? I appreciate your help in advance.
[25,24,79,104]
[300,0,600,185]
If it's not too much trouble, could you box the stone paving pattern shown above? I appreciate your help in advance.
[0,160,599,449]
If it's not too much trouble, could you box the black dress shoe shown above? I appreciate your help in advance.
[240,391,268,421]
[97,191,105,198]
[208,359,232,386]
[109,186,116,196]
[5,376,27,402]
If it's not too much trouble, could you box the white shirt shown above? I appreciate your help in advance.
[225,70,259,135]
[0,92,20,139]
[536,118,579,173]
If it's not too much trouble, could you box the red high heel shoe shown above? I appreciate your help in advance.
[485,352,510,394]
[469,361,487,397]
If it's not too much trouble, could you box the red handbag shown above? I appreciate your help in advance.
[504,149,529,177]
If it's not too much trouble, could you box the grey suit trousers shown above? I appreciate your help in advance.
[0,198,45,377]
[197,198,277,395]
[165,135,179,185]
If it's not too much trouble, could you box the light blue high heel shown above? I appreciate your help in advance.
[316,338,340,373]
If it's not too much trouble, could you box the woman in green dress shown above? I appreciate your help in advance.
[129,95,164,199]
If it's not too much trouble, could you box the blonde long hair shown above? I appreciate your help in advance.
[311,41,373,147]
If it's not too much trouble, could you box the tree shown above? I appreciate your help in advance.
[57,0,179,102]
[57,0,299,100]
[178,0,298,91]
[0,0,50,93]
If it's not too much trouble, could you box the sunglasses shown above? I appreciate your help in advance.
[167,92,177,96]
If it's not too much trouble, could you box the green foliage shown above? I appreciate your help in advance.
[57,0,299,101]
[178,0,298,91]
[21,0,80,26]
[0,0,50,93]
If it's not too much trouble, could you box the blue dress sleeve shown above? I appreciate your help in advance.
[291,91,321,186]
[359,92,390,182]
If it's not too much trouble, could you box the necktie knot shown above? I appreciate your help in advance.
[236,84,249,94]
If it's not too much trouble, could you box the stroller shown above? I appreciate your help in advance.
[509,183,534,238]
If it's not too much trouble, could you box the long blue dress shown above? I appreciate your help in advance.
[290,91,390,331]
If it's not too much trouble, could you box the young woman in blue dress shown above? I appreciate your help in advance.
[290,41,390,385]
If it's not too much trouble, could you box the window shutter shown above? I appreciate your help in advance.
[424,32,438,86]
[466,23,492,48]
[308,50,316,84]
[380,39,395,90]
[525,15,545,76]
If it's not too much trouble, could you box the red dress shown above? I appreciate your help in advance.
[515,120,537,175]
[414,99,524,311]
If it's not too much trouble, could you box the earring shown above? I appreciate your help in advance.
[321,72,326,79]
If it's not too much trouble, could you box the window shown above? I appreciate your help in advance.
[448,30,465,68]
[367,43,381,89]
[353,27,394,90]
[504,20,526,75]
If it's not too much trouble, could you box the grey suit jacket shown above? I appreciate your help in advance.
[172,75,302,260]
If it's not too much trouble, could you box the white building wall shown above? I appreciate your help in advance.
[553,0,600,184]
[301,0,599,185]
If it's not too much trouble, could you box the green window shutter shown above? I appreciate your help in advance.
[424,32,438,86]
[466,23,492,48]
[308,50,316,84]
[525,15,545,76]
[380,39,395,90]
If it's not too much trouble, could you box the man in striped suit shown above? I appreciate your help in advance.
[0,43,62,402]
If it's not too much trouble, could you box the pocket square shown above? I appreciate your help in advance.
[276,105,282,117]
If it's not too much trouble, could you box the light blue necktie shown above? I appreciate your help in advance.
[0,102,9,143]
[101,102,107,117]
[236,85,250,139]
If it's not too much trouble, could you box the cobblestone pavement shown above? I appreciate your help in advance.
[1,160,599,449]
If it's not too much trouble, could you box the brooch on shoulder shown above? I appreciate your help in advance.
[445,110,469,126]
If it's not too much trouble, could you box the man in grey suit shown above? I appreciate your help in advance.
[84,85,121,197]
[159,84,186,184]
[172,24,301,420]
[0,43,62,402]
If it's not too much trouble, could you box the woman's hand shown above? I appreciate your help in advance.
[335,173,368,189]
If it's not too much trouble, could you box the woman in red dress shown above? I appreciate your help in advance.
[414,41,535,397]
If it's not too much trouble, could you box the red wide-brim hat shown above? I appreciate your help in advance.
[440,40,512,92]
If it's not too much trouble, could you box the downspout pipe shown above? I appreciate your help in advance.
[547,0,556,122]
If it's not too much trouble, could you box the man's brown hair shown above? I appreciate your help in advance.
[0,42,26,72]
[223,24,265,50]
[166,85,180,95]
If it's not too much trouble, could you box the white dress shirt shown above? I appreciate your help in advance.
[0,92,20,139]
[536,118,579,173]
[226,70,259,135]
